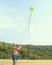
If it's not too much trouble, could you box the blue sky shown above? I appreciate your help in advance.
[0,0,52,45]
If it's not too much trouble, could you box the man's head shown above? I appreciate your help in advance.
[12,43,16,47]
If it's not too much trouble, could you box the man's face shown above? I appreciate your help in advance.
[12,43,16,47]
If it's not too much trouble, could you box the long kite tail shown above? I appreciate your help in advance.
[28,14,31,33]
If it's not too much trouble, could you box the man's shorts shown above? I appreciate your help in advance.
[11,54,18,60]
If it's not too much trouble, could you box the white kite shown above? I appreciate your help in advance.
[28,7,33,42]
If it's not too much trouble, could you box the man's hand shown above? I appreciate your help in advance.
[17,45,22,50]
[20,45,22,48]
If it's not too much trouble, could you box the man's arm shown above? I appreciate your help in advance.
[17,46,22,50]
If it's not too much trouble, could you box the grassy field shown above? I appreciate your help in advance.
[0,59,52,65]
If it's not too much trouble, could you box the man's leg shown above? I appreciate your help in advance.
[13,60,17,65]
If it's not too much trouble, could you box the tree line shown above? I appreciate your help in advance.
[0,41,52,59]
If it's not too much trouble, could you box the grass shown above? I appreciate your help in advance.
[0,59,52,65]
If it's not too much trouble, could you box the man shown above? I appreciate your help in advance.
[11,43,22,65]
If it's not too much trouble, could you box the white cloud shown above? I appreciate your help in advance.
[0,0,52,45]
[0,15,15,29]
[0,3,17,14]
[29,26,41,33]
[0,3,17,29]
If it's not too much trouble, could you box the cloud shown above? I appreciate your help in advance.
[0,15,15,29]
[0,2,25,30]
[0,0,52,45]
[0,2,17,29]
[0,3,17,15]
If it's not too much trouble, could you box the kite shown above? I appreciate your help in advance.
[30,7,33,15]
[28,7,33,32]
[28,7,33,42]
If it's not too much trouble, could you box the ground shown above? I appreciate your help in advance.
[0,59,52,65]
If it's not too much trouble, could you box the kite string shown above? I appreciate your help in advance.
[28,14,32,43]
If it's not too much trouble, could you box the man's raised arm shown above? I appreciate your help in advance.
[17,46,22,50]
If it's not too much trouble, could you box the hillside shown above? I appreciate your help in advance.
[0,42,52,59]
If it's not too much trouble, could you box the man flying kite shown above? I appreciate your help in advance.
[11,43,22,65]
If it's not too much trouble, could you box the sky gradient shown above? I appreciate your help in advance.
[0,0,52,45]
